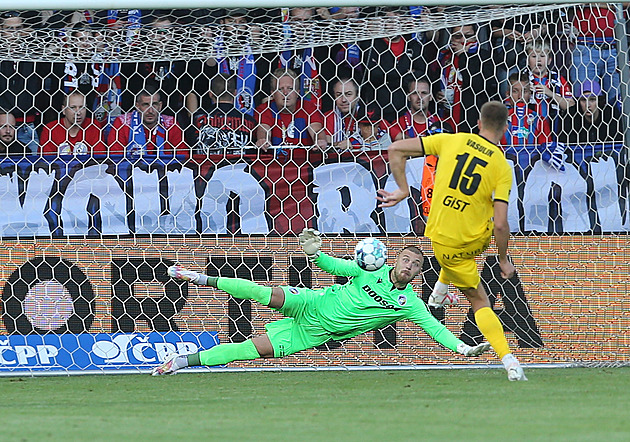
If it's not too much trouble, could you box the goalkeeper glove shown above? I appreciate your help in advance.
[457,342,492,357]
[298,228,322,261]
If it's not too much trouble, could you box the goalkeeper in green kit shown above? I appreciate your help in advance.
[152,229,490,375]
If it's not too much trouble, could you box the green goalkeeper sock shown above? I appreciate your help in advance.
[190,340,261,367]
[217,278,272,306]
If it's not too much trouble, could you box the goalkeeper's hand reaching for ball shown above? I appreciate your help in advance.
[299,228,321,261]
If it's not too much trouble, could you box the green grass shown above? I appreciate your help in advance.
[1,367,628,441]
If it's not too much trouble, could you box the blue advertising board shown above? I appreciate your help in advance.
[0,331,219,373]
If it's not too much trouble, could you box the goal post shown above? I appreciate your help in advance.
[0,3,628,375]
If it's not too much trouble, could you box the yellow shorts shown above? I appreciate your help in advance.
[431,234,491,290]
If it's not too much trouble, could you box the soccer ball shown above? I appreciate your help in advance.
[354,238,387,271]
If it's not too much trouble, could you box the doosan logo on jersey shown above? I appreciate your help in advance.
[362,285,402,311]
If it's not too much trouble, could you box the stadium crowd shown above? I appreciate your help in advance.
[0,5,625,162]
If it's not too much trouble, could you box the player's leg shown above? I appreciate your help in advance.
[429,238,490,308]
[459,283,507,354]
[152,334,273,375]
[432,242,526,381]
[458,282,526,381]
[428,240,461,307]
[168,265,285,308]
[152,314,329,375]
[151,282,320,375]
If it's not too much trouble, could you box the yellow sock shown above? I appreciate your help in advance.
[474,307,511,359]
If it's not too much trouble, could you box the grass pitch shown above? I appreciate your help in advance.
[1,367,628,442]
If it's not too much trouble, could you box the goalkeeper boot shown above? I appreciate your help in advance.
[503,354,528,381]
[168,265,204,285]
[151,353,186,376]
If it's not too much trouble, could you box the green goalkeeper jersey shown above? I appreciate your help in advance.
[312,252,463,352]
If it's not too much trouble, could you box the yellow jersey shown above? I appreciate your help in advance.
[421,132,512,246]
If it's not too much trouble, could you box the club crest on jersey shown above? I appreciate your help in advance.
[289,287,299,295]
[398,295,407,306]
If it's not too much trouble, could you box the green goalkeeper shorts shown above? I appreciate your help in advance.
[264,286,332,358]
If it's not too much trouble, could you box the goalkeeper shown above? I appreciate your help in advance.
[152,229,491,375]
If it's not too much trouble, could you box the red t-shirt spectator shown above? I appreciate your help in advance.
[40,118,106,155]
[389,112,456,140]
[256,100,323,146]
[107,112,188,158]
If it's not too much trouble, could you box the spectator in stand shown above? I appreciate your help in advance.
[315,7,361,20]
[356,104,391,151]
[567,5,620,103]
[271,7,325,109]
[433,24,499,133]
[490,13,547,96]
[408,7,443,67]
[255,68,326,151]
[525,40,575,134]
[502,72,552,155]
[40,92,105,156]
[501,72,553,231]
[561,80,623,144]
[389,76,455,221]
[0,12,46,154]
[0,110,28,156]
[121,14,187,117]
[389,76,456,142]
[48,23,123,135]
[323,77,364,150]
[46,9,142,31]
[0,11,29,53]
[108,85,188,158]
[522,79,614,234]
[187,74,257,156]
[183,8,268,119]
[362,7,430,123]
[315,7,364,110]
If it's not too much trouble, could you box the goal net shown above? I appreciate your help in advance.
[0,4,628,375]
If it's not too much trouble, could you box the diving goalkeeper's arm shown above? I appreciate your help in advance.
[408,299,492,357]
[298,228,362,277]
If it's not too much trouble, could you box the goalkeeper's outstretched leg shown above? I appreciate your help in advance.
[152,334,274,376]
[152,266,285,376]
[167,265,286,308]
